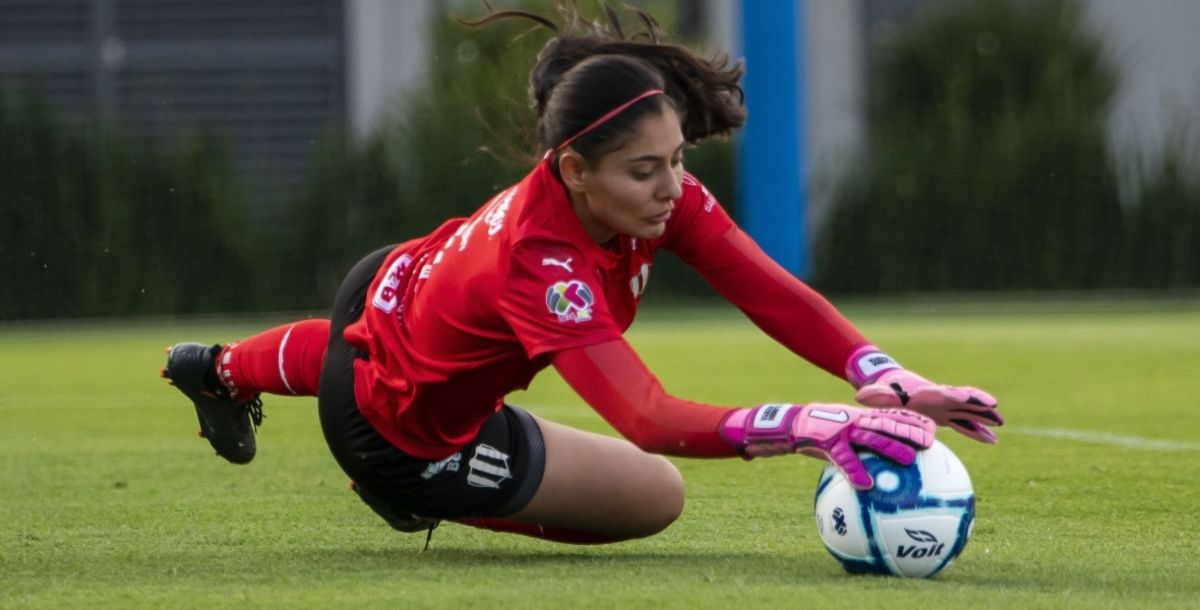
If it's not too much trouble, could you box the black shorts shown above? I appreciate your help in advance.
[317,245,546,519]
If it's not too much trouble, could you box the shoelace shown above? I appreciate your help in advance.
[244,397,265,429]
[424,522,436,551]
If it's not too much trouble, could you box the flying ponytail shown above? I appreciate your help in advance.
[460,2,746,162]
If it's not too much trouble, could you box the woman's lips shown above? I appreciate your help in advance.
[648,210,672,223]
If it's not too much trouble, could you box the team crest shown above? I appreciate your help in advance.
[546,279,595,323]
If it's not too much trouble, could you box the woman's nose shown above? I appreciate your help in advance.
[659,173,683,201]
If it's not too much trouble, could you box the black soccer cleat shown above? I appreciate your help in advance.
[162,342,263,465]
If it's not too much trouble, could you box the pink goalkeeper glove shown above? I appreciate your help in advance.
[846,345,1003,444]
[719,403,935,489]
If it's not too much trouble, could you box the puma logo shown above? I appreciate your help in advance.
[541,257,573,272]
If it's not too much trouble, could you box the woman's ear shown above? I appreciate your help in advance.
[557,150,589,194]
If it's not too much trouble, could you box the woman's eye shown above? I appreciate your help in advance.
[631,170,654,180]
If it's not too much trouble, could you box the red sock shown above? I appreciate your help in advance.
[454,518,617,545]
[216,319,330,400]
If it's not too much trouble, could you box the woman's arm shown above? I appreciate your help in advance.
[679,225,867,379]
[552,339,737,457]
[661,178,1000,443]
[551,338,935,487]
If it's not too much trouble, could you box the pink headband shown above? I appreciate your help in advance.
[551,89,666,154]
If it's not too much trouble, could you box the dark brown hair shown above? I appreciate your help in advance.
[460,2,746,167]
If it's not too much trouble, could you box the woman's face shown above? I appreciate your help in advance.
[564,107,686,244]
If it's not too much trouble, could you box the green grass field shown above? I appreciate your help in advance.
[3,301,1199,608]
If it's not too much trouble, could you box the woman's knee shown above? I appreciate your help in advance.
[624,455,685,539]
[522,418,687,540]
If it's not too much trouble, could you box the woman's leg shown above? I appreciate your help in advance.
[217,319,330,400]
[502,415,686,541]
[325,400,685,543]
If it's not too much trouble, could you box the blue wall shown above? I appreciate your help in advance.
[738,0,807,277]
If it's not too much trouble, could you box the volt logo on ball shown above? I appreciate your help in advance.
[897,528,945,559]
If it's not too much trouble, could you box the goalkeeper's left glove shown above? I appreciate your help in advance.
[719,402,935,489]
[845,345,1003,444]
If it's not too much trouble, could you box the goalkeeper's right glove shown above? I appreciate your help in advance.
[719,403,935,490]
[845,345,1003,444]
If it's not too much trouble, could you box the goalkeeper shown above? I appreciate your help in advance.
[161,3,1001,544]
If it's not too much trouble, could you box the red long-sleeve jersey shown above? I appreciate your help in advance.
[343,158,865,460]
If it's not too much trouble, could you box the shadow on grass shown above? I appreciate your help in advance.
[289,543,844,586]
[294,543,1200,600]
[305,543,797,567]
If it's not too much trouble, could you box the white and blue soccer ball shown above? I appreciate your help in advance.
[813,440,975,578]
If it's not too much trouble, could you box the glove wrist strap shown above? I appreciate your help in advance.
[718,404,802,452]
[845,344,902,388]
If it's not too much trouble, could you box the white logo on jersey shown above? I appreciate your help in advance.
[629,263,652,298]
[541,256,573,273]
[457,186,518,251]
[485,187,516,236]
[701,185,717,212]
[371,254,413,315]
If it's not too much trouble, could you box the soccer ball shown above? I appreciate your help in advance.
[813,440,975,578]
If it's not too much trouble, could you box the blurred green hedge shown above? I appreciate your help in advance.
[814,0,1200,292]
[0,5,733,318]
[0,90,256,318]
